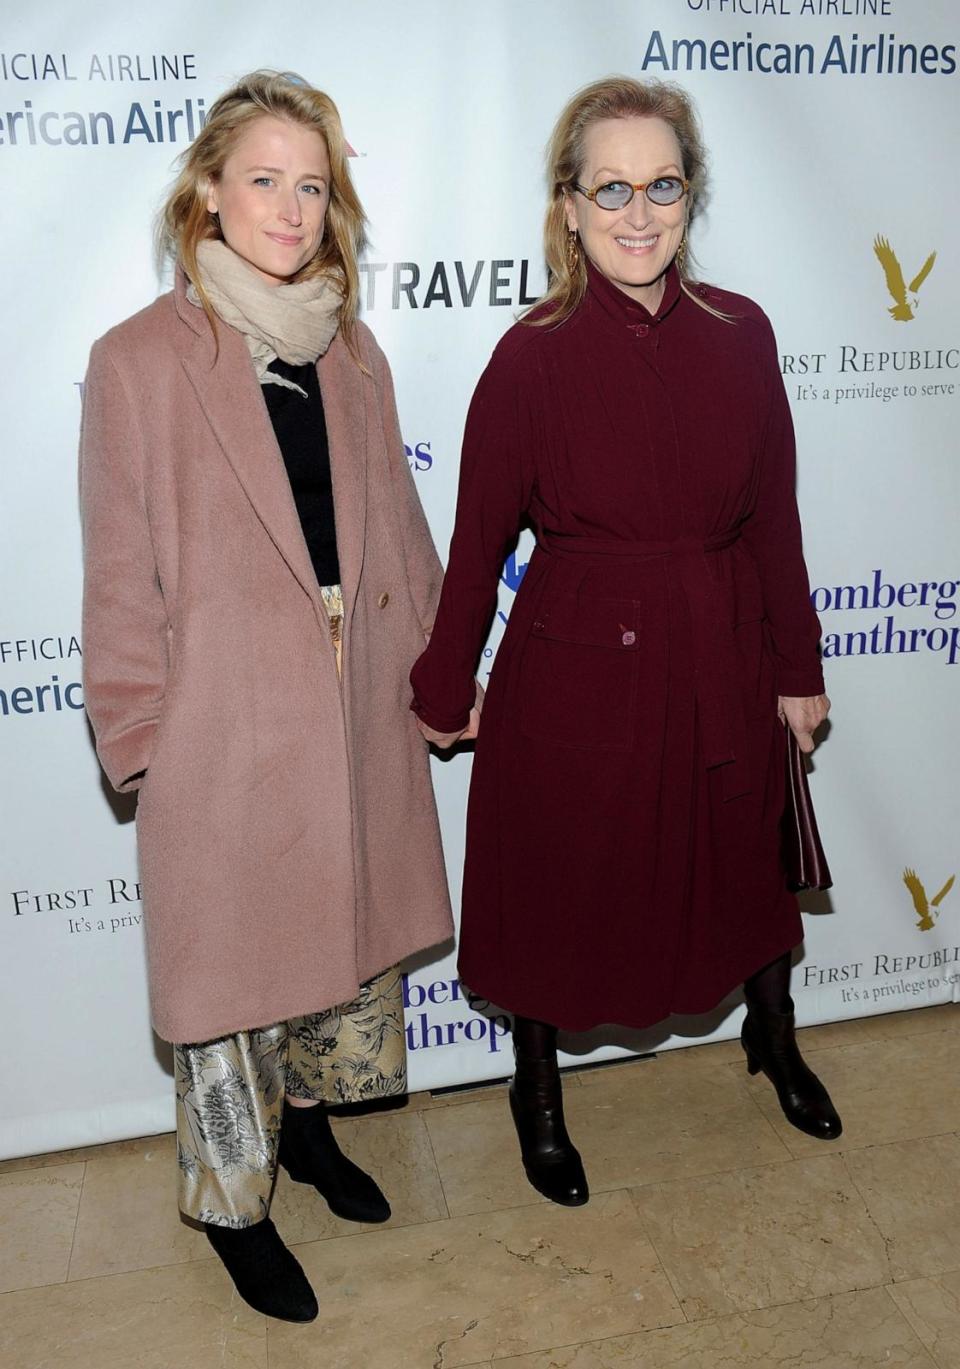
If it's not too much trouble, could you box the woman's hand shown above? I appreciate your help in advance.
[416,706,481,748]
[416,720,464,747]
[778,694,830,754]
[415,680,483,749]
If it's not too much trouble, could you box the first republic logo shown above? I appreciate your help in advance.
[902,868,955,932]
[873,237,937,322]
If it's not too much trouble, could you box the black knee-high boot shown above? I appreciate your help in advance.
[509,1016,589,1206]
[204,1218,318,1322]
[741,952,842,1140]
[278,1100,391,1223]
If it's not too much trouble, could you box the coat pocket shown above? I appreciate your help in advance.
[518,593,641,751]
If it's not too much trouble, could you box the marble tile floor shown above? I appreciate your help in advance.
[2,1002,959,1368]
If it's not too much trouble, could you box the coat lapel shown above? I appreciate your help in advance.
[175,276,322,606]
[317,333,368,625]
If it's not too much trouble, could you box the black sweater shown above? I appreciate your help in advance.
[262,358,340,588]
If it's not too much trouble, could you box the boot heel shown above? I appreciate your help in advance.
[277,1152,309,1184]
[278,1104,391,1223]
[741,1004,843,1140]
[508,1077,589,1207]
[205,1218,318,1323]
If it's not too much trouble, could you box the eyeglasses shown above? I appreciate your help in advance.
[573,176,689,210]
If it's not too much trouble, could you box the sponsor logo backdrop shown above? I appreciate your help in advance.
[1,0,957,1156]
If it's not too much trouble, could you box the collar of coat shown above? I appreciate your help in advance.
[585,257,683,330]
[173,265,368,624]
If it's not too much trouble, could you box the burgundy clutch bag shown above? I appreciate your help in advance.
[781,727,832,892]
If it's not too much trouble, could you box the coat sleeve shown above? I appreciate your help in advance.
[369,336,444,641]
[740,316,825,698]
[409,342,536,734]
[79,338,169,792]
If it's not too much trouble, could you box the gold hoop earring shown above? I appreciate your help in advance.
[676,234,688,276]
[566,229,580,272]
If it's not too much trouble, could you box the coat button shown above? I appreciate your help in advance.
[378,591,390,608]
[532,620,545,632]
[621,629,636,646]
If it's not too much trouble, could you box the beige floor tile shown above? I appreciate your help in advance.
[68,1134,207,1281]
[569,1055,791,1192]
[423,1091,552,1216]
[0,1258,266,1369]
[888,1271,960,1369]
[793,1014,903,1052]
[844,1135,960,1282]
[486,1286,936,1367]
[737,1031,960,1156]
[875,1003,960,1040]
[269,1110,448,1243]
[426,1055,789,1217]
[0,1163,85,1295]
[69,1110,448,1279]
[634,1153,892,1320]
[268,1189,681,1368]
[790,1004,960,1055]
[0,1132,171,1177]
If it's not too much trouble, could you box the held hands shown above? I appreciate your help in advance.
[416,706,481,749]
[415,680,484,749]
[778,694,830,754]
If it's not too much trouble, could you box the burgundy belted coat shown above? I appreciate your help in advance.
[410,263,825,1031]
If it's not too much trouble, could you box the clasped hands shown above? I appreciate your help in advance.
[416,705,481,749]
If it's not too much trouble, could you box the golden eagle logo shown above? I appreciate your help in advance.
[873,237,936,321]
[902,868,955,931]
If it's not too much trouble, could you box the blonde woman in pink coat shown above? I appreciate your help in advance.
[80,70,453,1322]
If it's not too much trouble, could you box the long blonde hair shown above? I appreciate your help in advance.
[531,76,725,327]
[159,70,367,357]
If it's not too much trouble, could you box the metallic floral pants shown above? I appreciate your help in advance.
[175,966,406,1226]
[174,586,405,1227]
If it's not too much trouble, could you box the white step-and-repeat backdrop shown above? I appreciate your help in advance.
[2,0,957,1157]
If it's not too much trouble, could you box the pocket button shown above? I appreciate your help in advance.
[621,629,636,646]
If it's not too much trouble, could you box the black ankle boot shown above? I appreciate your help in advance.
[205,1217,318,1322]
[509,1018,588,1207]
[741,1002,842,1140]
[277,1100,391,1223]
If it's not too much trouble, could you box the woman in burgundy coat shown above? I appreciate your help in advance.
[411,77,841,1206]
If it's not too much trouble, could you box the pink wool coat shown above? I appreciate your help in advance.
[80,273,453,1044]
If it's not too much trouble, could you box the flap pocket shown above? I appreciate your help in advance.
[531,594,641,650]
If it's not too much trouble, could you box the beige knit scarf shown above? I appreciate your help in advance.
[187,238,342,395]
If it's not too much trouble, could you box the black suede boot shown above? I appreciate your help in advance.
[205,1217,318,1322]
[741,1002,843,1140]
[509,1016,589,1206]
[277,1100,391,1223]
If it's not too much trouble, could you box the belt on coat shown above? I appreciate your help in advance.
[538,526,751,799]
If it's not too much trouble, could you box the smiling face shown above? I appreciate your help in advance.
[205,114,331,286]
[564,115,688,311]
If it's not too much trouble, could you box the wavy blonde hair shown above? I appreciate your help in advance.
[159,70,367,357]
[531,75,727,327]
